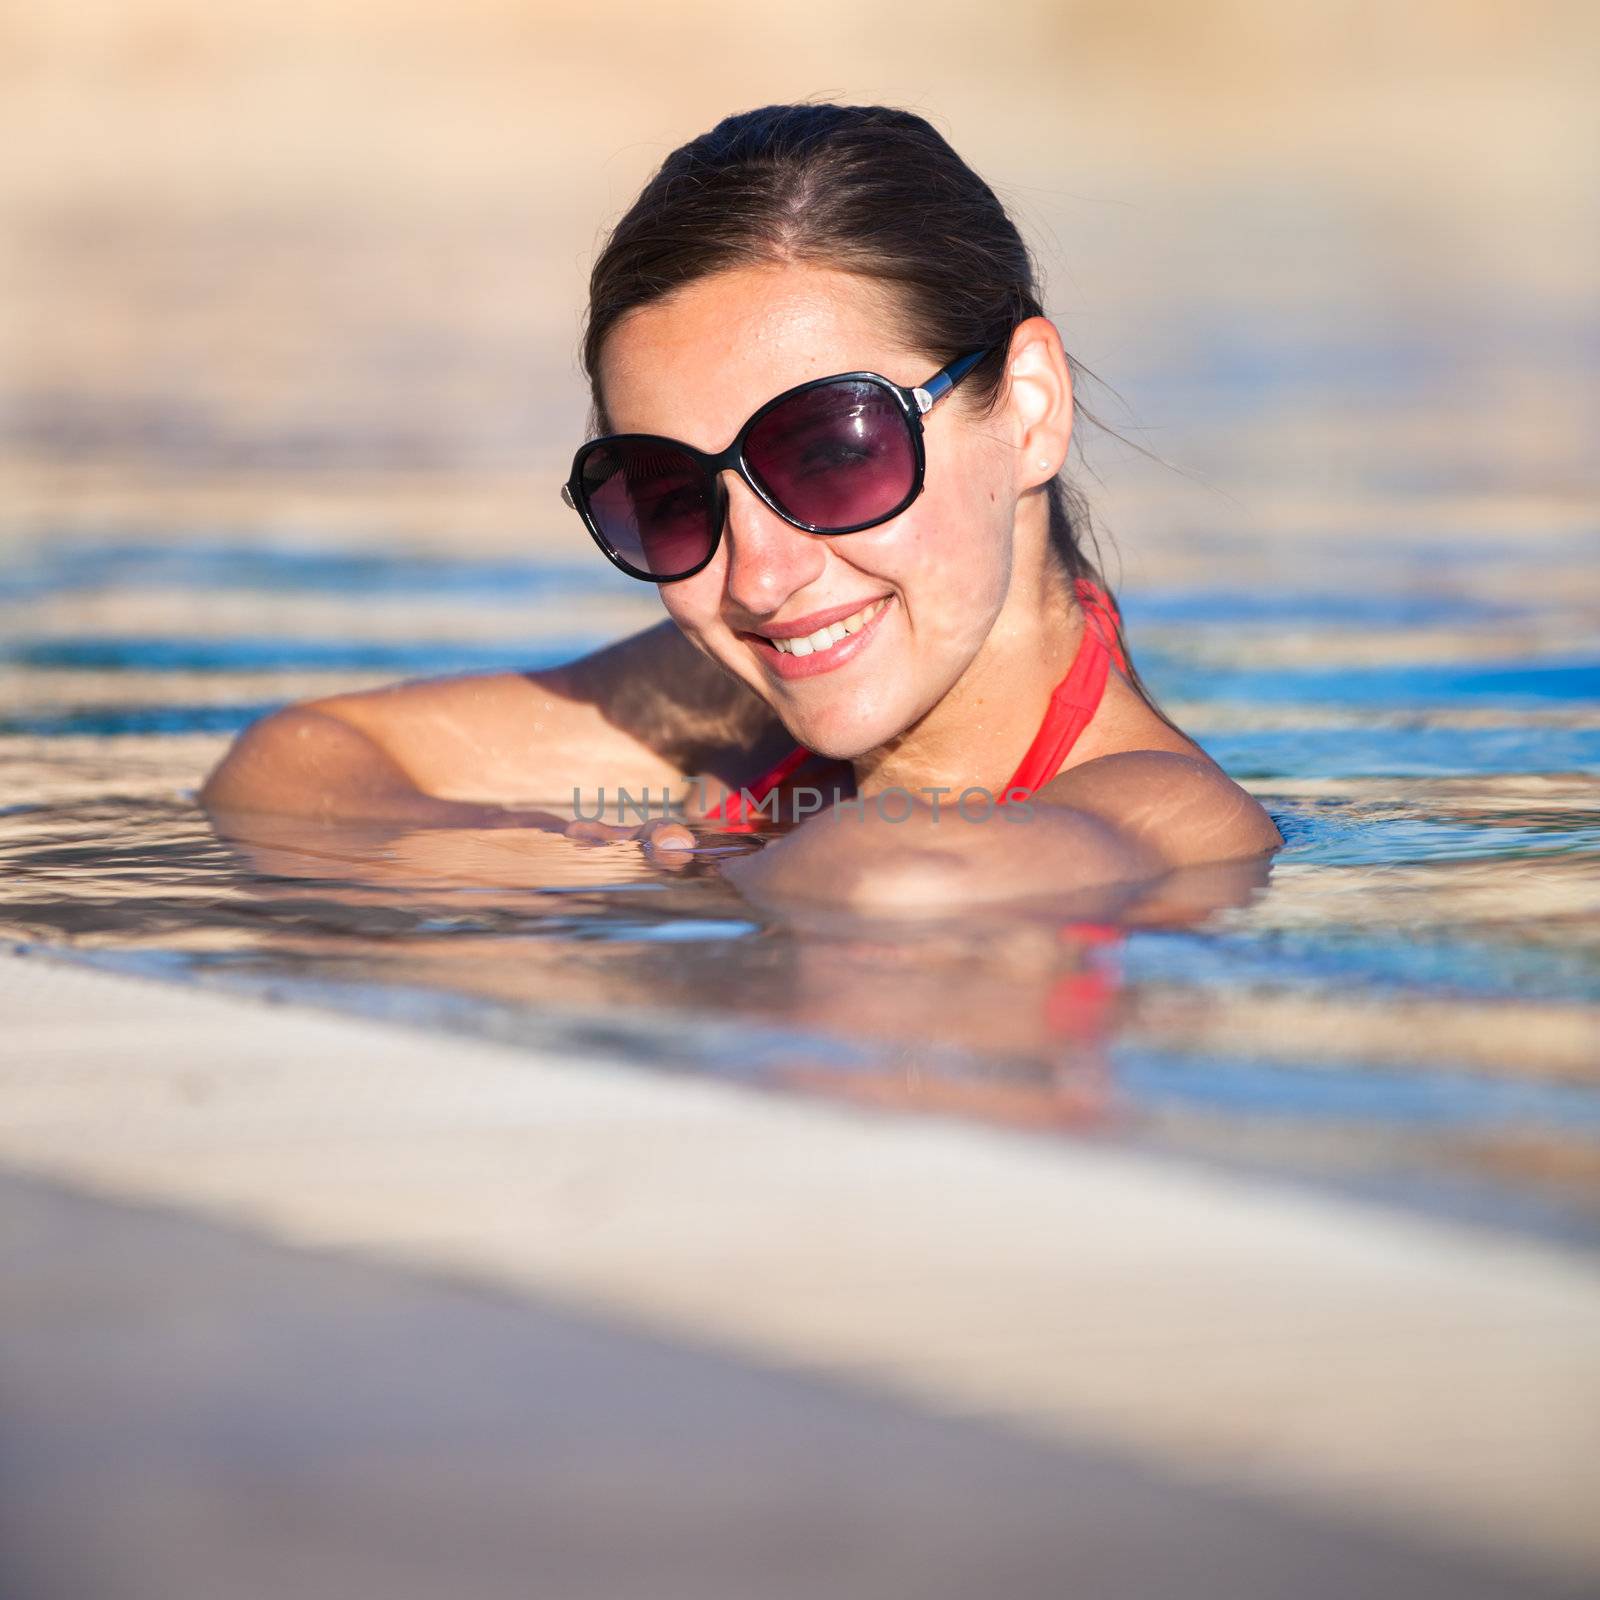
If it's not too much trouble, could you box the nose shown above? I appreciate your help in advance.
[719,470,827,619]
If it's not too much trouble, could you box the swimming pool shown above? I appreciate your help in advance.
[4,515,1596,1246]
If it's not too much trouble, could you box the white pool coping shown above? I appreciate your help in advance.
[5,944,1598,1583]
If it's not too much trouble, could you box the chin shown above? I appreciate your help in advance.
[778,702,907,764]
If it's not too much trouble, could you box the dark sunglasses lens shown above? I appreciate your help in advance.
[744,380,916,531]
[580,441,715,578]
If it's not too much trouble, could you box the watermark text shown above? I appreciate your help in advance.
[571,782,1035,825]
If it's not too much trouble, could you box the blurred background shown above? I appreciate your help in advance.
[2,0,1593,562]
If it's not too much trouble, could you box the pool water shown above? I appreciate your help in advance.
[4,525,1597,1246]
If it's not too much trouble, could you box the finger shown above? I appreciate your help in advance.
[564,818,638,844]
[636,819,696,852]
[483,807,574,832]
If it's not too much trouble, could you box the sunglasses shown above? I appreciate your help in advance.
[560,346,994,583]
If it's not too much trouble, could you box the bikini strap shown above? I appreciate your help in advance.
[1000,578,1125,800]
[1076,578,1128,673]
[702,741,815,830]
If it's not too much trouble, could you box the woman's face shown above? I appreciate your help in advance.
[597,262,1022,760]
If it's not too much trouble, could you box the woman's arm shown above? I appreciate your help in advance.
[196,704,542,827]
[720,750,1281,914]
[198,618,783,824]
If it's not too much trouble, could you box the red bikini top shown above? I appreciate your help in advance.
[707,578,1126,828]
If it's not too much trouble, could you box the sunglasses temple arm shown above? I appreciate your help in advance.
[913,346,992,413]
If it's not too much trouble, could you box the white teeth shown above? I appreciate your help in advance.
[768,597,887,657]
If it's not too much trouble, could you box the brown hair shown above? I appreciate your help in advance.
[580,101,1176,725]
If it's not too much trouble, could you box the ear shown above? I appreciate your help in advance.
[1002,317,1074,490]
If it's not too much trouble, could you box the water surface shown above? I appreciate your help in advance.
[3,531,1595,1248]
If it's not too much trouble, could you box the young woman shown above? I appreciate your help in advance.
[199,103,1282,912]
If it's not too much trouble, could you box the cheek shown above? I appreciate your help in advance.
[657,568,723,644]
[875,483,1010,650]
[657,564,776,692]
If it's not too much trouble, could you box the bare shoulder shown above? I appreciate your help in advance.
[1037,749,1284,869]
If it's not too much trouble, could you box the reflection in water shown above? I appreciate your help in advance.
[2,719,1597,1240]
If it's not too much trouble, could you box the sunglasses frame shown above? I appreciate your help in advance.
[561,346,994,583]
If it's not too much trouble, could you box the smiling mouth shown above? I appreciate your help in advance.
[761,597,891,658]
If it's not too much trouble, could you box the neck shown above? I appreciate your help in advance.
[852,539,1085,803]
